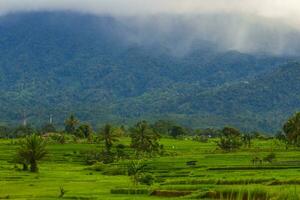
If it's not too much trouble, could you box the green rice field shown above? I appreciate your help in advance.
[1,137,300,199]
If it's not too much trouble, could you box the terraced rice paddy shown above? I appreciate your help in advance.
[1,138,300,199]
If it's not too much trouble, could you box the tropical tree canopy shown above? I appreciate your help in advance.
[130,121,161,156]
[16,134,48,172]
[283,112,300,145]
[64,114,79,134]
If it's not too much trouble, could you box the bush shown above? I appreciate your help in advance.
[102,165,126,176]
[110,188,149,195]
[217,137,242,151]
[84,150,102,165]
[193,135,208,143]
[87,162,106,171]
[263,152,276,163]
[44,133,74,144]
[86,162,126,175]
[217,127,242,151]
[138,174,155,185]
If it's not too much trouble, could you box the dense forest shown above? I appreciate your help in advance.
[0,12,300,132]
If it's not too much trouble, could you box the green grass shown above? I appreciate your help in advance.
[1,138,300,199]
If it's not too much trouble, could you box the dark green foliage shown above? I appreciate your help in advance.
[102,165,127,176]
[99,124,118,152]
[0,12,294,133]
[127,160,146,185]
[98,124,119,163]
[169,126,186,138]
[59,186,66,198]
[242,133,252,148]
[217,127,242,151]
[186,161,197,166]
[195,128,221,138]
[16,134,48,172]
[283,112,300,146]
[84,150,102,165]
[263,152,276,163]
[138,174,155,185]
[46,133,68,144]
[151,120,174,135]
[101,151,115,164]
[115,144,128,160]
[110,188,149,195]
[130,121,161,156]
[193,135,209,143]
[75,123,93,138]
[40,123,56,134]
[64,114,79,134]
[0,125,10,138]
[13,125,36,138]
[275,132,289,149]
[151,190,192,197]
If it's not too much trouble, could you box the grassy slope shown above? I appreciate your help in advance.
[1,138,300,199]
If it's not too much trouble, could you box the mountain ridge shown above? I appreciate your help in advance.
[0,11,299,132]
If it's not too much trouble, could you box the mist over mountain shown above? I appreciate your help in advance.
[0,11,300,132]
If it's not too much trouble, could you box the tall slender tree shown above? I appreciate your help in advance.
[98,124,119,163]
[99,124,118,153]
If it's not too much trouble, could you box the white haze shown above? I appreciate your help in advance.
[0,0,300,20]
[1,0,300,55]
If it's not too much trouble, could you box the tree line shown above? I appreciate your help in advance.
[8,111,300,173]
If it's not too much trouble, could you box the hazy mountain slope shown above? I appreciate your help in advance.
[0,11,297,131]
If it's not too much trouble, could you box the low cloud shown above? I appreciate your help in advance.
[1,0,300,55]
[1,0,300,20]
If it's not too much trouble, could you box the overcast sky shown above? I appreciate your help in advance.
[1,0,300,55]
[0,0,299,19]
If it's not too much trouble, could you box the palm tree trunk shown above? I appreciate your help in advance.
[22,163,28,171]
[30,160,38,172]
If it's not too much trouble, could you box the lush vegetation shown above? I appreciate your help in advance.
[2,10,300,200]
[1,113,300,199]
[1,12,299,132]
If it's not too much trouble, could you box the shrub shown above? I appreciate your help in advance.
[127,160,146,185]
[102,165,126,176]
[193,135,208,143]
[151,190,192,197]
[138,174,155,185]
[110,188,149,195]
[217,127,242,151]
[44,133,74,144]
[263,152,276,163]
[84,150,102,165]
[87,162,106,172]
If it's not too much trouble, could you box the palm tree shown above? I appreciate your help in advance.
[127,160,146,185]
[130,121,160,156]
[99,124,119,153]
[242,133,252,148]
[76,123,93,139]
[17,135,48,172]
[98,124,119,163]
[64,114,79,134]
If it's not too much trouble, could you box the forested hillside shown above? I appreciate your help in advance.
[0,11,299,132]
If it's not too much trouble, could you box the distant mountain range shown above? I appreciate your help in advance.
[0,11,299,132]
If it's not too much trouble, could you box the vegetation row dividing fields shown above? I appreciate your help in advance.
[1,137,300,199]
